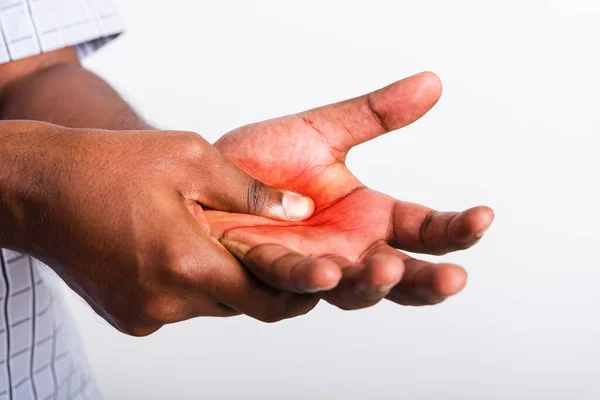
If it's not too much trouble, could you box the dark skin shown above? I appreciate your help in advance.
[0,49,317,335]
[0,48,493,335]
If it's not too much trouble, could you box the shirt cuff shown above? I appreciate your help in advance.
[0,0,125,64]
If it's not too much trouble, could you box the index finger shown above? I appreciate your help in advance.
[221,240,343,294]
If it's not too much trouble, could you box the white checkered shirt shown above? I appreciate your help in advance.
[0,1,125,399]
[0,0,124,63]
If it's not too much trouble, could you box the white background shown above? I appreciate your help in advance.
[61,0,600,399]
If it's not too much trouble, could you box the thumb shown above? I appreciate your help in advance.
[199,150,314,221]
[299,71,443,153]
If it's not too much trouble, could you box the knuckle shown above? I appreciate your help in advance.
[170,255,210,287]
[246,179,269,214]
[119,322,162,337]
[257,293,316,323]
[257,295,289,323]
[163,243,211,287]
[98,303,160,337]
[139,296,184,324]
[173,131,213,162]
[258,311,285,324]
[294,298,318,317]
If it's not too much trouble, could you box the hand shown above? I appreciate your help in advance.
[0,122,318,335]
[207,72,494,310]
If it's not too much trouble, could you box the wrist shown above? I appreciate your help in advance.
[0,121,69,252]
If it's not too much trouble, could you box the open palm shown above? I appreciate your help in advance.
[207,72,494,310]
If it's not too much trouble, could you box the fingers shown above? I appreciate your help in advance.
[178,239,321,323]
[298,71,442,154]
[221,241,343,293]
[211,260,321,323]
[222,238,407,311]
[389,202,495,255]
[321,244,405,310]
[125,204,319,327]
[386,258,468,306]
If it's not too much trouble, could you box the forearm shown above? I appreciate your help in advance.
[0,48,154,250]
[0,47,152,130]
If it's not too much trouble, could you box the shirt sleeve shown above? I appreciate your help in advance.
[0,0,124,64]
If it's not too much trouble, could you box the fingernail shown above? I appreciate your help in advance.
[296,281,324,294]
[414,289,447,305]
[354,283,394,299]
[475,226,490,239]
[475,209,495,238]
[282,192,314,221]
[220,238,251,260]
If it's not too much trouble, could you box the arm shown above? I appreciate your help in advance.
[0,47,150,252]
[0,47,151,130]
[0,48,317,335]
